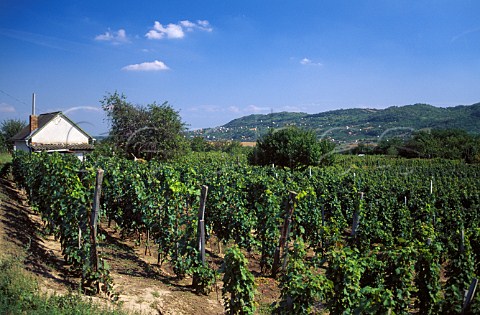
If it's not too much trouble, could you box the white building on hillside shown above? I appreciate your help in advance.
[12,110,95,160]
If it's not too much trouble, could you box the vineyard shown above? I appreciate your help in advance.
[10,151,480,314]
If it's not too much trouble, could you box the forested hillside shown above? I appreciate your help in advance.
[190,103,480,143]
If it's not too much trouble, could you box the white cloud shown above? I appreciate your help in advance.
[146,20,212,40]
[247,105,270,113]
[228,106,240,113]
[0,102,15,113]
[122,60,170,71]
[187,105,223,112]
[300,58,311,65]
[197,20,213,32]
[146,22,184,39]
[180,20,213,32]
[180,20,196,30]
[187,104,270,114]
[95,28,129,44]
[280,105,304,112]
[300,57,323,66]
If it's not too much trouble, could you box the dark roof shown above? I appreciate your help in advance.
[11,111,93,141]
[31,143,94,151]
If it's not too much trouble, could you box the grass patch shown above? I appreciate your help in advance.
[256,302,275,314]
[0,153,12,179]
[0,256,128,315]
[0,152,12,164]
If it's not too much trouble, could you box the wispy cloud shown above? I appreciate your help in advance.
[95,28,129,44]
[146,20,212,40]
[122,60,169,71]
[180,20,213,32]
[280,105,305,112]
[451,27,480,43]
[187,105,223,113]
[228,106,241,113]
[246,105,270,113]
[187,104,270,114]
[300,57,323,66]
[0,28,78,51]
[0,102,15,113]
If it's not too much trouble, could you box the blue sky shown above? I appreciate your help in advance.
[1,1,479,136]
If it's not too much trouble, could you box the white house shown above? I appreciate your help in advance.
[12,111,95,160]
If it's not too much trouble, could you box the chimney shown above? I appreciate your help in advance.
[30,93,38,133]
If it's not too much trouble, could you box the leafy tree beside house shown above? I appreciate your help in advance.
[101,92,188,161]
[249,127,335,169]
[0,119,27,153]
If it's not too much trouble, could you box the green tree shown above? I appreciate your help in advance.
[462,135,480,164]
[91,137,122,158]
[374,138,404,156]
[222,141,245,155]
[101,92,188,161]
[190,136,212,152]
[0,119,27,153]
[399,129,480,163]
[249,127,335,169]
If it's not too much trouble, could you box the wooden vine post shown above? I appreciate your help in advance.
[192,185,208,289]
[272,191,297,278]
[90,169,104,275]
[351,192,363,237]
[77,169,88,250]
[463,278,478,314]
[198,185,208,265]
[460,228,465,253]
[321,203,325,248]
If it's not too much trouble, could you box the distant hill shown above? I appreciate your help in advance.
[188,103,480,144]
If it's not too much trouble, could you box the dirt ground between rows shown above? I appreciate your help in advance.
[0,176,279,314]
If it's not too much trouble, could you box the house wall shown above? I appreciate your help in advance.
[74,152,86,161]
[14,141,30,152]
[31,115,89,144]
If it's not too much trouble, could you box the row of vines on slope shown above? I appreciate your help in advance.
[12,152,480,313]
[12,152,112,294]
